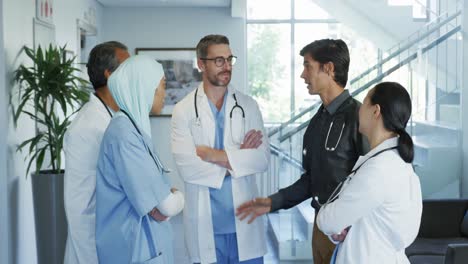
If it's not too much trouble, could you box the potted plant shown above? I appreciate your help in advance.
[11,44,89,264]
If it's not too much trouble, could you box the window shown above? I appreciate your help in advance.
[247,0,378,123]
[247,0,291,20]
[247,24,291,122]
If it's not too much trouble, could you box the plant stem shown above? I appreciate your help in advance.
[44,97,56,172]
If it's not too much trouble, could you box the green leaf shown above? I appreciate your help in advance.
[25,150,39,177]
[13,93,31,125]
[23,46,35,61]
[35,147,46,173]
[28,133,45,154]
[11,44,91,176]
[17,137,37,152]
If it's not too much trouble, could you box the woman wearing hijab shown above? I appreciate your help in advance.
[317,82,422,264]
[95,55,184,264]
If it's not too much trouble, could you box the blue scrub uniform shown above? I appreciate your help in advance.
[96,115,173,264]
[206,94,263,264]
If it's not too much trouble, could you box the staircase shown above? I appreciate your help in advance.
[313,0,428,49]
[261,1,463,261]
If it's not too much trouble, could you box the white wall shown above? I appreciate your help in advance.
[0,0,9,262]
[101,6,246,91]
[54,0,104,56]
[3,0,103,263]
[4,0,38,262]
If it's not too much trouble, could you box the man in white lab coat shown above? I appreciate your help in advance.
[171,34,270,264]
[63,41,130,264]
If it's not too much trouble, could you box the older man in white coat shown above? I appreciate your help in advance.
[63,41,129,264]
[171,34,270,264]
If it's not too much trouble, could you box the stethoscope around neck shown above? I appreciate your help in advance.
[193,88,246,145]
[316,146,398,208]
[120,109,171,173]
[325,120,345,151]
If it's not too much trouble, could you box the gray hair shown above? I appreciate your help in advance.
[86,41,128,89]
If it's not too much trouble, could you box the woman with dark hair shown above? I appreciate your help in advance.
[317,82,422,264]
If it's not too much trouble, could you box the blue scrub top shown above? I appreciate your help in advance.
[96,115,174,264]
[208,92,236,234]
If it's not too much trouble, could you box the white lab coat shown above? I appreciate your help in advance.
[63,94,111,264]
[317,137,422,264]
[171,84,269,264]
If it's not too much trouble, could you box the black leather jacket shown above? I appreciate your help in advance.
[270,91,369,211]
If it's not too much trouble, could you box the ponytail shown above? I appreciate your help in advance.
[370,82,413,163]
[397,129,414,163]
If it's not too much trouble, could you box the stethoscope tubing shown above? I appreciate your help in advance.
[318,146,398,208]
[325,120,345,151]
[120,109,171,173]
[194,88,245,119]
[194,88,246,145]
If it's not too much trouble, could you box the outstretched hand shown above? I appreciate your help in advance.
[236,197,271,224]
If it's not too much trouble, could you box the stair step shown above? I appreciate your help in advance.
[296,198,315,224]
[267,210,313,261]
[268,209,309,243]
[411,120,460,131]
[413,135,458,149]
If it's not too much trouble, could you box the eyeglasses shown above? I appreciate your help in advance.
[200,55,237,67]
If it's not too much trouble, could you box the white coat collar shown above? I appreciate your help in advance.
[352,137,399,171]
[193,82,236,148]
[89,93,114,117]
[195,82,236,121]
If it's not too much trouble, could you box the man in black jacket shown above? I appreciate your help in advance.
[236,39,368,264]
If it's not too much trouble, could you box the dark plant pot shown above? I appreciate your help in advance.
[31,170,67,264]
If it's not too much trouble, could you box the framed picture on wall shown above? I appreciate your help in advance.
[136,48,202,116]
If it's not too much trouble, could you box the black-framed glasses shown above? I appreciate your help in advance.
[200,55,237,67]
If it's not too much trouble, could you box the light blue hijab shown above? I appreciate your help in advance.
[108,55,164,137]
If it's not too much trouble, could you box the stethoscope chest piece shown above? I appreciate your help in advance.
[325,118,346,152]
[195,117,202,127]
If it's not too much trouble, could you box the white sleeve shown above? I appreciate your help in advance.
[64,127,101,217]
[225,100,270,178]
[157,191,184,217]
[171,102,226,188]
[317,162,386,235]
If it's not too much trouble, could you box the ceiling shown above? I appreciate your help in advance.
[96,0,231,7]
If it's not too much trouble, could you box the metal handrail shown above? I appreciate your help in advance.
[350,10,460,86]
[278,23,461,142]
[267,101,321,137]
[269,143,304,171]
[268,9,460,139]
